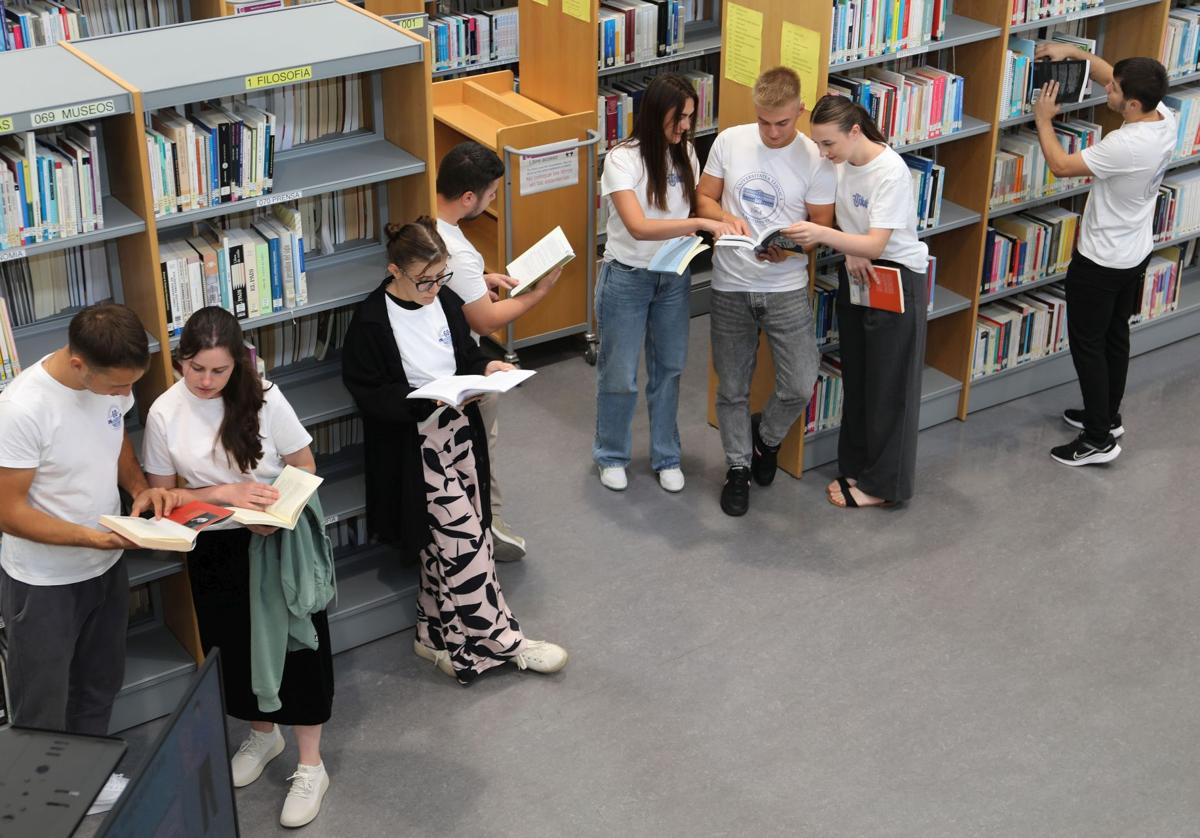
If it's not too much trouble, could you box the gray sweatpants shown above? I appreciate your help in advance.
[711,288,819,468]
[0,559,129,734]
[478,393,503,512]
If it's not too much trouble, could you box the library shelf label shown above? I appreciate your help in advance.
[257,190,303,208]
[0,249,27,263]
[394,15,425,30]
[520,146,579,196]
[0,116,12,133]
[245,65,314,91]
[31,99,116,127]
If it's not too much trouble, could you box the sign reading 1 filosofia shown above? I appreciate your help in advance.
[29,99,117,128]
[246,65,314,91]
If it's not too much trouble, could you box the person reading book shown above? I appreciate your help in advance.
[436,141,565,560]
[596,73,740,494]
[696,66,836,516]
[1030,46,1175,466]
[785,95,931,509]
[141,306,334,829]
[341,218,568,684]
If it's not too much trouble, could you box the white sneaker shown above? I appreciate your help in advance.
[513,639,569,673]
[413,638,456,678]
[86,772,128,816]
[490,517,526,562]
[279,762,329,828]
[231,725,285,788]
[657,467,685,493]
[599,466,628,491]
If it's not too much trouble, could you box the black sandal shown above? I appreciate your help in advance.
[829,476,859,508]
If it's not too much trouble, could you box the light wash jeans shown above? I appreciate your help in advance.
[593,259,691,471]
[710,288,819,468]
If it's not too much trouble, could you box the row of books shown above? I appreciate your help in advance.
[813,272,838,347]
[1163,6,1200,79]
[0,241,109,326]
[806,354,843,435]
[327,515,368,551]
[1001,33,1095,121]
[982,207,1080,295]
[1163,85,1200,160]
[598,70,714,151]
[298,186,377,257]
[1,0,87,49]
[1129,247,1185,325]
[990,120,1101,208]
[160,205,307,335]
[429,7,518,72]
[1153,168,1200,243]
[599,0,686,70]
[245,306,350,373]
[308,415,362,458]
[1,123,105,249]
[827,62,963,148]
[829,0,948,66]
[904,152,944,231]
[247,74,364,152]
[0,299,22,391]
[1008,0,1102,26]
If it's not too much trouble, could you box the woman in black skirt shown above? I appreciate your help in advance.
[785,94,931,508]
[142,306,333,828]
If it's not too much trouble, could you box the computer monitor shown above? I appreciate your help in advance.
[98,649,240,837]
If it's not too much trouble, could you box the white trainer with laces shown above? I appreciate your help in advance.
[231,724,285,788]
[413,638,456,678]
[657,467,685,493]
[599,466,628,491]
[490,516,526,561]
[279,762,330,828]
[86,772,128,816]
[513,639,569,673]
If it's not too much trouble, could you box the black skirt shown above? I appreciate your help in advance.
[188,528,335,725]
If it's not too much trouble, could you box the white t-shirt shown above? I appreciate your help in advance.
[384,293,456,387]
[834,145,930,273]
[142,379,311,491]
[0,357,134,585]
[601,141,701,269]
[1078,102,1177,269]
[704,124,837,293]
[437,217,488,345]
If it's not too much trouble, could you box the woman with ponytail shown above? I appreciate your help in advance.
[785,94,930,509]
[142,306,332,828]
[341,217,568,685]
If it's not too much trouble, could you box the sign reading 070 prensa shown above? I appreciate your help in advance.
[246,65,314,91]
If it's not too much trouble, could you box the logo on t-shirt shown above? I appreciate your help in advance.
[852,193,869,209]
[107,406,122,429]
[733,172,785,223]
[667,171,683,187]
[438,327,452,347]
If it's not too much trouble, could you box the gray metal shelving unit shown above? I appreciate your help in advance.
[328,545,418,655]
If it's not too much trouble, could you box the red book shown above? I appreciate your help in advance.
[848,264,906,313]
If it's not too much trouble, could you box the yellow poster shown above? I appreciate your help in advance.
[531,0,547,6]
[724,3,763,89]
[562,0,590,22]
[780,22,822,107]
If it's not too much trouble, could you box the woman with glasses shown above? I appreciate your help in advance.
[341,217,568,684]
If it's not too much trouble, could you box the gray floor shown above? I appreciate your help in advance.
[81,319,1200,838]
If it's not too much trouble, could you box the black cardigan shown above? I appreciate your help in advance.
[341,280,492,560]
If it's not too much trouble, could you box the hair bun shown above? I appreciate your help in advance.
[384,221,405,242]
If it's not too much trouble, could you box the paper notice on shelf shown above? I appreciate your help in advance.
[562,0,590,22]
[724,3,763,89]
[531,0,547,5]
[518,141,579,196]
[781,22,822,108]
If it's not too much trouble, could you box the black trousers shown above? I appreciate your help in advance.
[836,261,928,501]
[1063,250,1149,444]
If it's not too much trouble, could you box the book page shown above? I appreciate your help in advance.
[407,370,537,407]
[99,515,195,546]
[230,466,323,528]
[507,227,575,296]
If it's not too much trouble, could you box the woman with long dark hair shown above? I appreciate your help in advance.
[341,217,567,684]
[594,73,738,493]
[785,94,930,508]
[142,306,333,828]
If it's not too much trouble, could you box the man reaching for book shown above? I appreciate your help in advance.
[1031,44,1174,466]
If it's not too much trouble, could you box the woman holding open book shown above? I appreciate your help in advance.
[594,73,740,493]
[784,95,930,509]
[142,306,333,828]
[341,218,568,684]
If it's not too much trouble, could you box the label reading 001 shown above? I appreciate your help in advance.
[256,190,302,208]
[245,65,314,91]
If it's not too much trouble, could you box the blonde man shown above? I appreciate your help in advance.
[697,67,835,515]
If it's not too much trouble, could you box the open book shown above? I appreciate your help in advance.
[507,227,575,297]
[647,236,710,274]
[848,264,905,313]
[408,369,536,408]
[1030,59,1092,105]
[713,225,804,255]
[99,501,232,552]
[228,466,324,530]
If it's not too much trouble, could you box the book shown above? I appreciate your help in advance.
[1030,59,1092,105]
[646,235,709,274]
[712,224,803,255]
[848,264,905,313]
[98,500,232,552]
[228,465,324,530]
[407,368,536,408]
[507,226,575,297]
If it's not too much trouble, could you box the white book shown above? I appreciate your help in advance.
[506,226,575,297]
[408,369,536,408]
[229,465,324,530]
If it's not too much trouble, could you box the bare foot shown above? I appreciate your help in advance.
[826,477,857,495]
[828,484,888,508]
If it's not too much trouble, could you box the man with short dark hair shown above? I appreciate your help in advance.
[1033,47,1175,466]
[0,304,179,749]
[435,141,563,559]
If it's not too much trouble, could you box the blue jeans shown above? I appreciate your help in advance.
[593,259,691,471]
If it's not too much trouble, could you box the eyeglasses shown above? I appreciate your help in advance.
[401,266,454,293]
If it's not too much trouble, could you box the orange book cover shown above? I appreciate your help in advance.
[849,264,905,314]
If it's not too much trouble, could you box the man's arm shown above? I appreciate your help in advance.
[1033,80,1096,179]
[118,432,178,518]
[696,174,751,235]
[459,266,563,335]
[1036,41,1113,88]
[0,467,128,550]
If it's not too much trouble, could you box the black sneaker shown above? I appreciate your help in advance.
[720,466,751,516]
[750,414,780,487]
[1050,432,1121,466]
[1062,408,1124,439]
